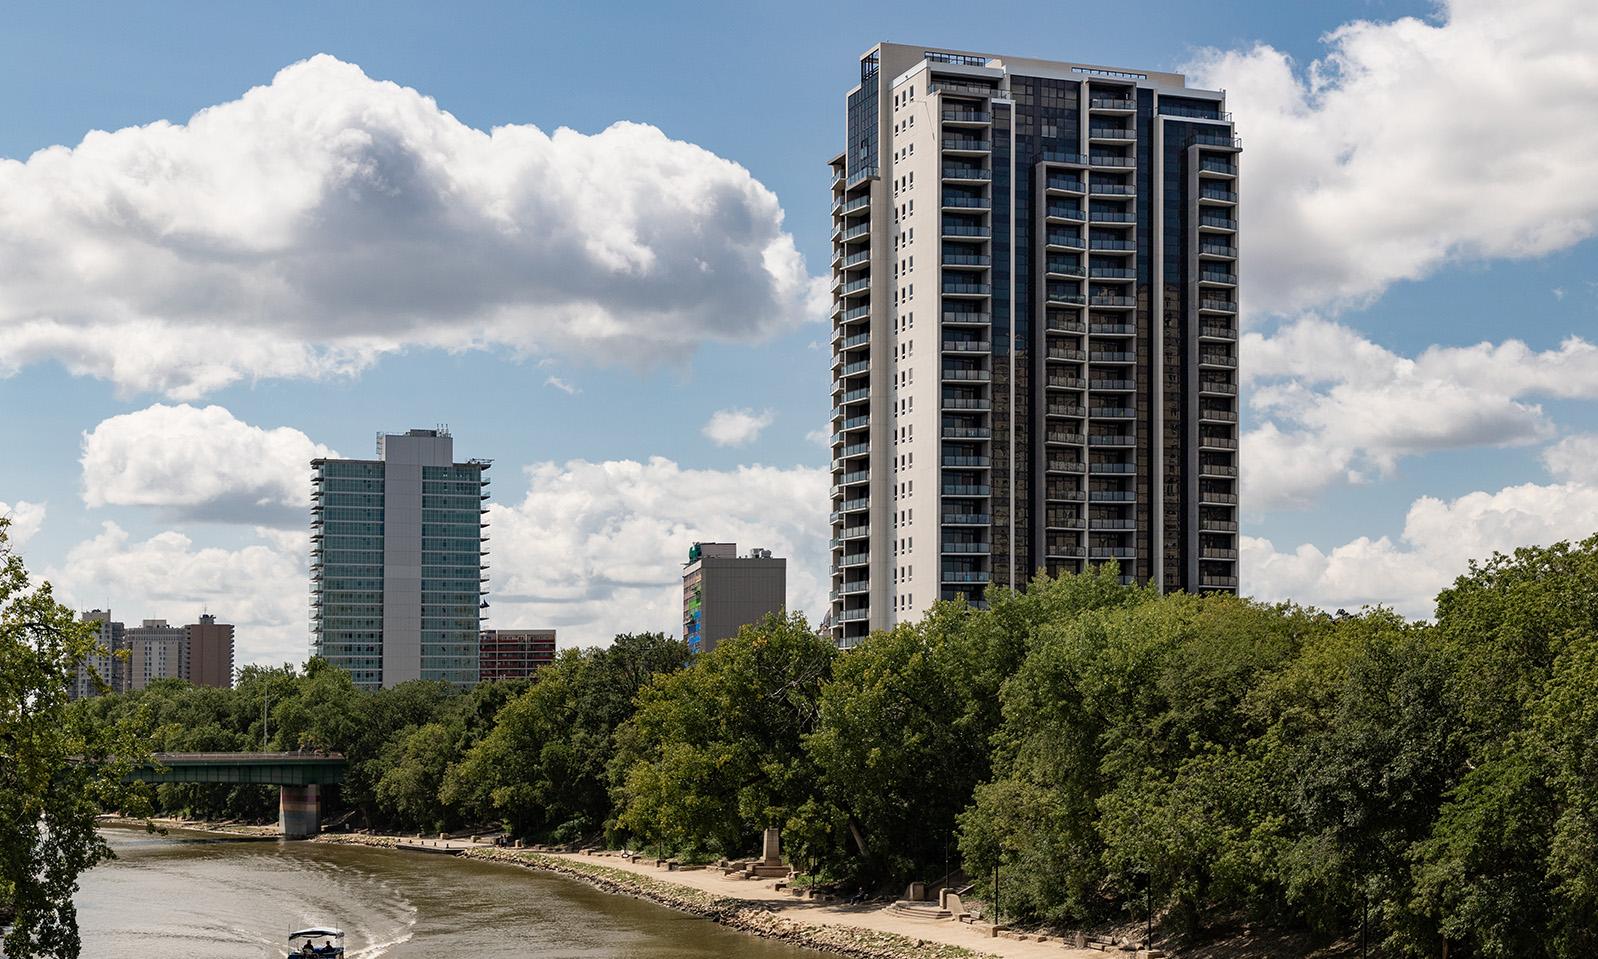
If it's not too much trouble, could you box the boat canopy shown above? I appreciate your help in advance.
[289,928,344,940]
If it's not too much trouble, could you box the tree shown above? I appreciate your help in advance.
[445,632,688,841]
[0,518,151,959]
[610,614,832,858]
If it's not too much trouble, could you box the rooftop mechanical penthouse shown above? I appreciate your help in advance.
[828,43,1241,649]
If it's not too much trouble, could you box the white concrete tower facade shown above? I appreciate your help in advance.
[828,44,1241,647]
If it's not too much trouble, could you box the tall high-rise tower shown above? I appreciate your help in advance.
[828,43,1240,648]
[311,428,490,688]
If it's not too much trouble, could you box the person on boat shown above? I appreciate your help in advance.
[298,942,315,957]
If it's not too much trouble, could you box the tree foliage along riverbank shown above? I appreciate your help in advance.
[1,520,151,959]
[47,531,1598,958]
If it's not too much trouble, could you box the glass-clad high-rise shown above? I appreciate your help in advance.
[311,428,490,688]
[828,44,1241,648]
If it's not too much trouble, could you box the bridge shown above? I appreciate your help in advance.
[128,752,348,839]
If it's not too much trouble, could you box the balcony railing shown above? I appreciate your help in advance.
[943,138,993,151]
[1047,177,1085,192]
[1089,127,1135,140]
[1089,97,1136,110]
[944,253,992,267]
[942,367,991,381]
[942,484,992,496]
[943,110,993,123]
[943,194,992,209]
[943,166,993,180]
[942,339,991,353]
[943,281,993,295]
[943,512,991,525]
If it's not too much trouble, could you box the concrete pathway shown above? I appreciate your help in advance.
[538,848,1100,959]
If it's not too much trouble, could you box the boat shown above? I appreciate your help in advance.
[287,927,345,957]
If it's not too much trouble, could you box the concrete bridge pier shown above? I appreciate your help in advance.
[280,784,320,839]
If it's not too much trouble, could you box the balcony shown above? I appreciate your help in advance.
[836,331,870,350]
[1047,177,1085,193]
[1200,462,1239,478]
[943,253,992,267]
[1047,375,1087,389]
[840,579,871,594]
[943,138,992,153]
[842,223,871,241]
[943,425,991,440]
[1200,353,1238,368]
[1200,490,1239,505]
[1089,489,1137,502]
[1047,347,1086,361]
[1045,544,1086,558]
[1091,406,1136,418]
[1047,459,1086,474]
[942,366,991,382]
[835,358,869,377]
[1048,489,1087,502]
[840,195,871,215]
[943,194,992,210]
[841,249,872,268]
[1046,431,1087,445]
[1047,515,1086,530]
[1047,291,1088,306]
[1200,189,1239,203]
[1160,104,1230,121]
[1090,351,1136,363]
[842,525,872,540]
[840,278,870,295]
[1089,208,1136,224]
[1199,242,1237,259]
[942,109,993,124]
[1199,270,1238,285]
[943,455,991,469]
[942,541,991,554]
[1046,232,1087,250]
[1189,132,1243,150]
[1046,259,1085,278]
[1046,315,1087,334]
[1199,299,1238,314]
[1200,323,1238,340]
[1046,204,1086,222]
[841,304,870,321]
[1090,267,1136,280]
[838,496,870,513]
[1089,97,1136,111]
[1200,435,1239,450]
[943,512,991,525]
[1041,150,1089,166]
[1091,238,1136,252]
[1089,182,1136,197]
[1201,519,1240,532]
[1090,546,1137,560]
[1199,408,1239,423]
[1091,321,1135,335]
[1200,380,1238,396]
[941,569,992,583]
[1047,403,1086,418]
[943,281,993,296]
[838,608,870,622]
[942,483,992,497]
[1201,548,1240,560]
[943,339,991,353]
[838,553,870,568]
[942,396,991,411]
[1198,215,1238,232]
[1091,462,1136,474]
[1199,160,1236,176]
[838,387,870,404]
[1201,576,1240,589]
[942,222,991,238]
[943,166,992,181]
[1089,295,1136,308]
[1089,434,1135,447]
[1089,154,1135,168]
[943,311,991,325]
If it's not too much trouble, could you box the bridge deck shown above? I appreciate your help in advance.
[129,752,348,786]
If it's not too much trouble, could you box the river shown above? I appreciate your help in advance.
[66,827,831,959]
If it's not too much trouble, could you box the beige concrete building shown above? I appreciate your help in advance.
[126,619,187,691]
[71,609,126,699]
[682,543,786,655]
[828,43,1241,648]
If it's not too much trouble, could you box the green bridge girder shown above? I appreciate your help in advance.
[127,752,347,787]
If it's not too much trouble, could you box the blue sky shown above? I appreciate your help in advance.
[3,0,1597,664]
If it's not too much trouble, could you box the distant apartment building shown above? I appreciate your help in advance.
[311,428,490,689]
[186,614,235,689]
[681,543,787,654]
[126,619,186,691]
[71,609,126,699]
[478,629,557,681]
[827,43,1241,648]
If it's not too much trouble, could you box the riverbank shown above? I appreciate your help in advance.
[97,815,279,839]
[316,834,1100,959]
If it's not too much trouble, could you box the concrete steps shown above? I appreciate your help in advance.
[887,901,953,921]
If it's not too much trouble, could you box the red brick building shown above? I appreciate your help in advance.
[478,629,556,681]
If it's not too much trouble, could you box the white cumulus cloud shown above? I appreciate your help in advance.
[1242,318,1598,509]
[702,408,776,447]
[44,523,309,668]
[1188,0,1598,316]
[1542,434,1598,485]
[81,403,334,526]
[0,500,47,549]
[486,457,828,647]
[0,54,824,399]
[1244,480,1598,617]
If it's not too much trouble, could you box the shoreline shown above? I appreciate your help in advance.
[315,833,1095,959]
[98,815,280,840]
